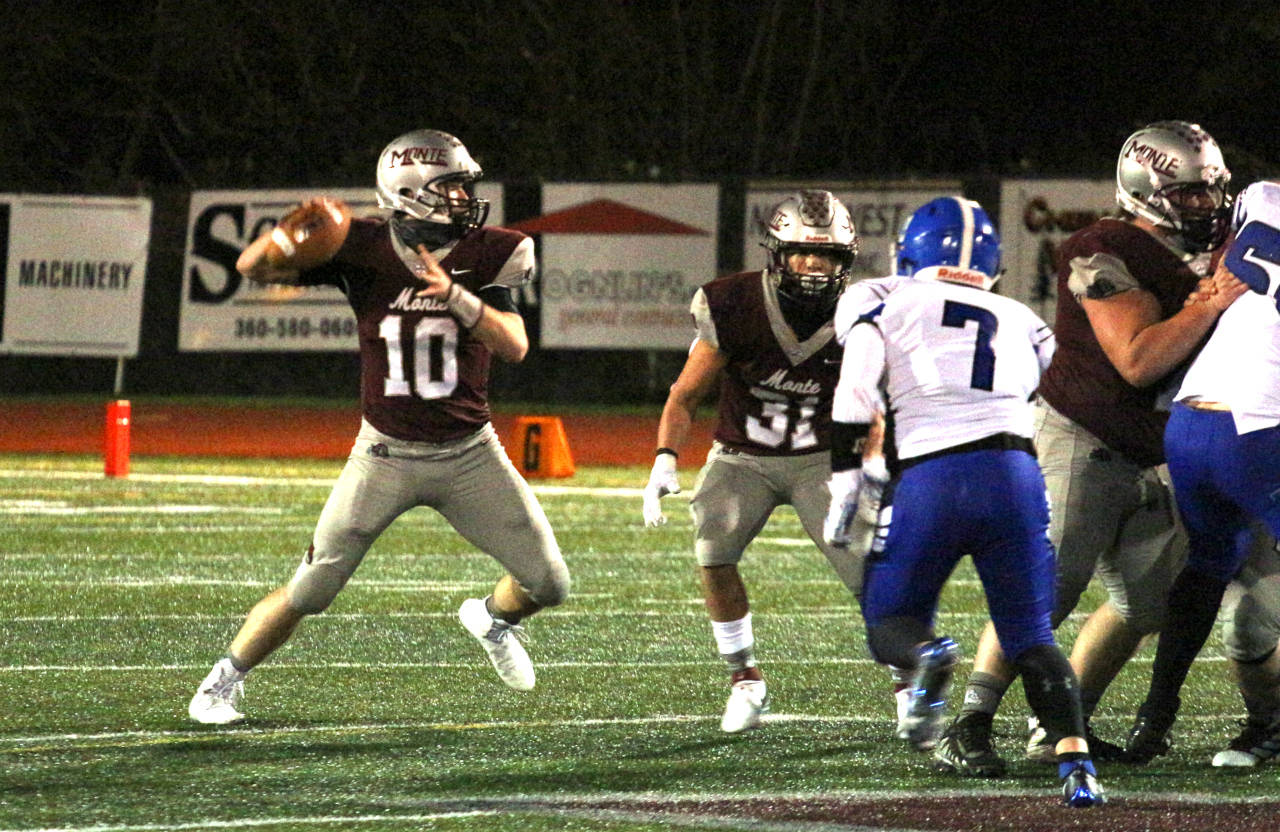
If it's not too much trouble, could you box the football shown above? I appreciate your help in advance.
[266,198,351,270]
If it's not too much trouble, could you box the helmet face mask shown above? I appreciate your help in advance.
[376,130,491,234]
[762,190,859,310]
[896,196,1002,290]
[1115,120,1232,253]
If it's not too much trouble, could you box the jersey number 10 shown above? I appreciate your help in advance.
[379,314,458,399]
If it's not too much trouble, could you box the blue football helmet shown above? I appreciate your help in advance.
[895,196,1001,290]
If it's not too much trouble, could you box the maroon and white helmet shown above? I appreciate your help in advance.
[375,129,489,231]
[762,190,859,307]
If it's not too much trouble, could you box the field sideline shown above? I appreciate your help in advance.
[1,454,1278,832]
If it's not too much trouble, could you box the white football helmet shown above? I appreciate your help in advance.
[375,129,490,231]
[1115,120,1231,253]
[762,190,859,308]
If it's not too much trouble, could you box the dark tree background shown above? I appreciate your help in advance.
[3,1,1278,194]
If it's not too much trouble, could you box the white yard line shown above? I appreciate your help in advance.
[0,811,495,832]
[0,710,1237,748]
[0,654,1224,675]
[0,468,647,498]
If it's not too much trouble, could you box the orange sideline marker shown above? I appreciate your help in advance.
[105,400,131,478]
[509,415,574,478]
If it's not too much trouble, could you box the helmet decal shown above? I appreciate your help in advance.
[895,196,1002,290]
[1114,121,1232,253]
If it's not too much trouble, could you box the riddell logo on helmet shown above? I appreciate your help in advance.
[803,234,833,243]
[389,146,447,167]
[1125,140,1180,177]
[936,267,985,288]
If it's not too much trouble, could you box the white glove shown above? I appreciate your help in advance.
[824,468,864,547]
[642,451,681,527]
[857,455,889,524]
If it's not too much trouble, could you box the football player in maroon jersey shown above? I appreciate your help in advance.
[188,130,569,725]
[642,190,891,733]
[936,121,1244,774]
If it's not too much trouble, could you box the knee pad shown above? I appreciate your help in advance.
[287,562,351,615]
[1224,594,1280,663]
[527,560,571,608]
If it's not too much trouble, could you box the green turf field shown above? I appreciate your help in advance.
[1,454,1276,831]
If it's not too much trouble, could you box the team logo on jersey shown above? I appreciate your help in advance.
[389,287,449,312]
[758,369,822,395]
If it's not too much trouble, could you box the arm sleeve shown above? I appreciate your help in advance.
[832,322,887,426]
[477,283,518,313]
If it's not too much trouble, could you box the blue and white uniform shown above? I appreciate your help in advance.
[834,268,1056,660]
[1166,180,1280,580]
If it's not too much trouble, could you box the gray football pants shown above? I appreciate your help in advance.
[287,420,569,613]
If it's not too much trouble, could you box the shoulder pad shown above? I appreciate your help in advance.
[690,287,718,349]
[488,235,536,289]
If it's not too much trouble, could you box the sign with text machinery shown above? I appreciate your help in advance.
[998,179,1113,322]
[179,185,504,351]
[743,183,961,282]
[0,195,152,356]
[511,183,719,350]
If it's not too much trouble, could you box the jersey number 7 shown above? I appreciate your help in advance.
[942,300,998,391]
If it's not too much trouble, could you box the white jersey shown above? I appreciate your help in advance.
[1176,180,1280,434]
[833,275,909,345]
[833,273,1055,459]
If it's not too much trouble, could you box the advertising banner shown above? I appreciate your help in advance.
[512,184,718,350]
[179,184,503,351]
[744,183,961,280]
[0,195,151,356]
[998,179,1113,321]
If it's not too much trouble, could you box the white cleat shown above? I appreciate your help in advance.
[188,659,246,725]
[458,598,535,691]
[721,679,769,733]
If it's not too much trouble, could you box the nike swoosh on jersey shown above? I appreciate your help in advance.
[450,268,473,276]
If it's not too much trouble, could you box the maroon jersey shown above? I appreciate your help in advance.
[301,217,527,442]
[695,271,841,456]
[1038,218,1201,466]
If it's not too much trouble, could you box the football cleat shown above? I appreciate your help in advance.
[1125,703,1177,764]
[1212,715,1280,767]
[188,658,246,725]
[899,637,961,751]
[458,598,535,691]
[1061,762,1107,808]
[1025,716,1129,763]
[934,712,1007,777]
[721,679,769,733]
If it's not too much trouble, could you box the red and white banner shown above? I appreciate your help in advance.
[179,185,503,352]
[744,183,961,281]
[997,179,1113,321]
[511,184,718,350]
[0,195,151,357]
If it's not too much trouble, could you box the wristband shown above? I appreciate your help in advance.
[445,280,484,329]
[655,447,678,459]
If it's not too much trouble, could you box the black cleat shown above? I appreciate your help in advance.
[1125,703,1177,764]
[934,712,1007,777]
